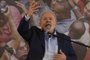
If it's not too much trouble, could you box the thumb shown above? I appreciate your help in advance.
[59,50,67,59]
[59,50,64,54]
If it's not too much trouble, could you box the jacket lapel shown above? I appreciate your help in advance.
[39,31,45,52]
[57,32,64,53]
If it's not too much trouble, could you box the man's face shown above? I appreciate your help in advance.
[40,11,56,33]
[51,0,68,13]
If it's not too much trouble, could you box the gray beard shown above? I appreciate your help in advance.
[44,25,51,33]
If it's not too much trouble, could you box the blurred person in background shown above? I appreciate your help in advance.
[0,0,29,60]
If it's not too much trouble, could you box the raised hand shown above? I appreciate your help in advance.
[27,0,40,17]
[53,50,66,60]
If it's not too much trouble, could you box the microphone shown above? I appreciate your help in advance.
[47,32,90,48]
[70,40,90,48]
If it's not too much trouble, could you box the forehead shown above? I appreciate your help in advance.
[41,11,56,18]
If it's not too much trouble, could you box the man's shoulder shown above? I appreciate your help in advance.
[57,32,72,45]
[30,26,41,30]
[30,26,42,33]
[56,32,70,40]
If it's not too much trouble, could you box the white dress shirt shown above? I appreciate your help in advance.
[43,32,58,60]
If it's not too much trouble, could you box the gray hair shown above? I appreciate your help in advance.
[39,10,57,21]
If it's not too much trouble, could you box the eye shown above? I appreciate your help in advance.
[43,17,47,21]
[49,17,52,20]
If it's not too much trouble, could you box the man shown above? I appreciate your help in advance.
[66,20,87,60]
[18,10,77,60]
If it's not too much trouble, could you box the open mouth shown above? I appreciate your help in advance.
[44,24,52,32]
[45,24,51,28]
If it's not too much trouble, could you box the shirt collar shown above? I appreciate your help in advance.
[45,31,57,39]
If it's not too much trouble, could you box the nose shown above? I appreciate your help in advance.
[46,18,51,22]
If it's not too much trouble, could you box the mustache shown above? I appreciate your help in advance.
[43,24,52,32]
[45,24,51,27]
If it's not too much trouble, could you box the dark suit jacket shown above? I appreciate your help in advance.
[18,17,77,60]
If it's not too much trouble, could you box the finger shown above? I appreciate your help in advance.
[54,53,66,60]
[29,5,40,14]
[53,55,59,60]
[15,2,24,7]
[31,2,39,9]
[60,50,66,59]
[32,5,41,10]
[59,50,64,54]
[30,1,36,6]
[53,54,62,60]
[53,53,61,58]
[53,57,58,60]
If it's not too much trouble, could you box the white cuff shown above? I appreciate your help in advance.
[25,14,30,21]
